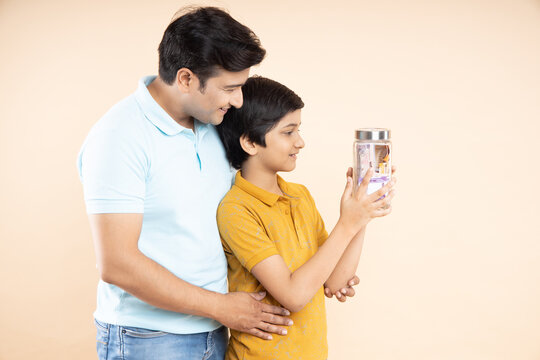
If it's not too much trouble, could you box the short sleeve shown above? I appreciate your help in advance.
[77,127,148,214]
[217,201,279,272]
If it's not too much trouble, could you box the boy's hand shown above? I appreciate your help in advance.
[324,275,360,302]
[338,167,395,234]
[216,291,293,340]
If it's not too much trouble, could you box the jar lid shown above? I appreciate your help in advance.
[355,128,391,140]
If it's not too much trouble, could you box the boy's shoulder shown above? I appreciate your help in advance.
[281,179,313,200]
[220,185,249,204]
[218,176,315,214]
[218,185,255,213]
[283,180,308,193]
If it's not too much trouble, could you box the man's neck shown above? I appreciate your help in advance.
[241,162,283,196]
[147,76,194,130]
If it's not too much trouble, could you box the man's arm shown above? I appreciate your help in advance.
[89,213,291,340]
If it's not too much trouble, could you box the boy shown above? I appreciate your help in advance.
[216,76,396,359]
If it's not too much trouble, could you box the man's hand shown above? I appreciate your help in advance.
[215,291,293,340]
[324,275,360,303]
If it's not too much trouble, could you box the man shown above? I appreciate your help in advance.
[78,7,357,359]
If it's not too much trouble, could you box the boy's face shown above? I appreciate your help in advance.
[254,110,305,173]
[185,68,250,126]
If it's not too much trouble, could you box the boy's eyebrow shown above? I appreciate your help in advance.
[281,122,301,128]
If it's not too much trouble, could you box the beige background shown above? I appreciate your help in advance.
[1,0,540,359]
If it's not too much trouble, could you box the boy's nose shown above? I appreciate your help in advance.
[296,135,305,148]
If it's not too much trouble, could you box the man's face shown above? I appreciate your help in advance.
[186,68,250,125]
[254,110,305,173]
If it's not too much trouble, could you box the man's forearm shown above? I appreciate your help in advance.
[100,249,223,320]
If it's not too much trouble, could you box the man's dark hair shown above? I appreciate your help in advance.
[158,7,266,89]
[216,76,304,169]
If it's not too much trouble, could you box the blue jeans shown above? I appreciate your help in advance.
[95,319,227,360]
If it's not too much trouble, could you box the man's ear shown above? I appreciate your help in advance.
[176,68,196,93]
[240,134,258,156]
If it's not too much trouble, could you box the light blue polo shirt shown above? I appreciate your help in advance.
[77,76,234,334]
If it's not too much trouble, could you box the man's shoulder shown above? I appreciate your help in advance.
[96,94,145,131]
[83,94,151,149]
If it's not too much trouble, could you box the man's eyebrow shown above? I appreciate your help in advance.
[223,83,245,89]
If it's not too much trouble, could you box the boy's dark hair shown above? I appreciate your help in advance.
[216,76,304,169]
[158,7,266,89]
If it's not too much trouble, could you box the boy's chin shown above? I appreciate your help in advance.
[278,164,296,173]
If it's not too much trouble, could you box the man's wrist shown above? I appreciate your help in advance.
[202,291,227,322]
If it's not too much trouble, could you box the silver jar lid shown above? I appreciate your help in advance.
[355,128,391,140]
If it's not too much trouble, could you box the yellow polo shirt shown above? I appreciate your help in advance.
[217,172,329,360]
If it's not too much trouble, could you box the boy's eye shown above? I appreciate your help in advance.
[283,128,299,136]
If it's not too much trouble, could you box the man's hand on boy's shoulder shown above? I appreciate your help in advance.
[324,275,360,303]
[215,291,293,340]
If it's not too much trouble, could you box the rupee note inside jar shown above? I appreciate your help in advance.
[353,128,392,195]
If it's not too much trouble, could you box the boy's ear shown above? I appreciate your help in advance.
[240,134,258,156]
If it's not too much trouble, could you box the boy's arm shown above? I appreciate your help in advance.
[251,221,358,313]
[324,275,360,302]
[250,173,394,313]
[323,227,366,295]
[324,166,397,298]
[89,213,291,340]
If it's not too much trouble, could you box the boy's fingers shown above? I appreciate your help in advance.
[335,291,347,302]
[374,190,395,208]
[341,287,356,298]
[346,167,353,179]
[324,287,333,298]
[357,168,373,195]
[348,275,360,286]
[369,178,394,202]
[373,205,392,217]
[342,176,353,200]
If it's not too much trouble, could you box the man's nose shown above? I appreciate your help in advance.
[230,88,243,108]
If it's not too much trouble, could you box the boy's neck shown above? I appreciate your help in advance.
[241,162,283,196]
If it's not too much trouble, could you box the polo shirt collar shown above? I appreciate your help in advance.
[234,172,300,207]
[135,76,210,137]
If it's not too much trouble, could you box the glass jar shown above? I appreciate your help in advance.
[353,128,392,194]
